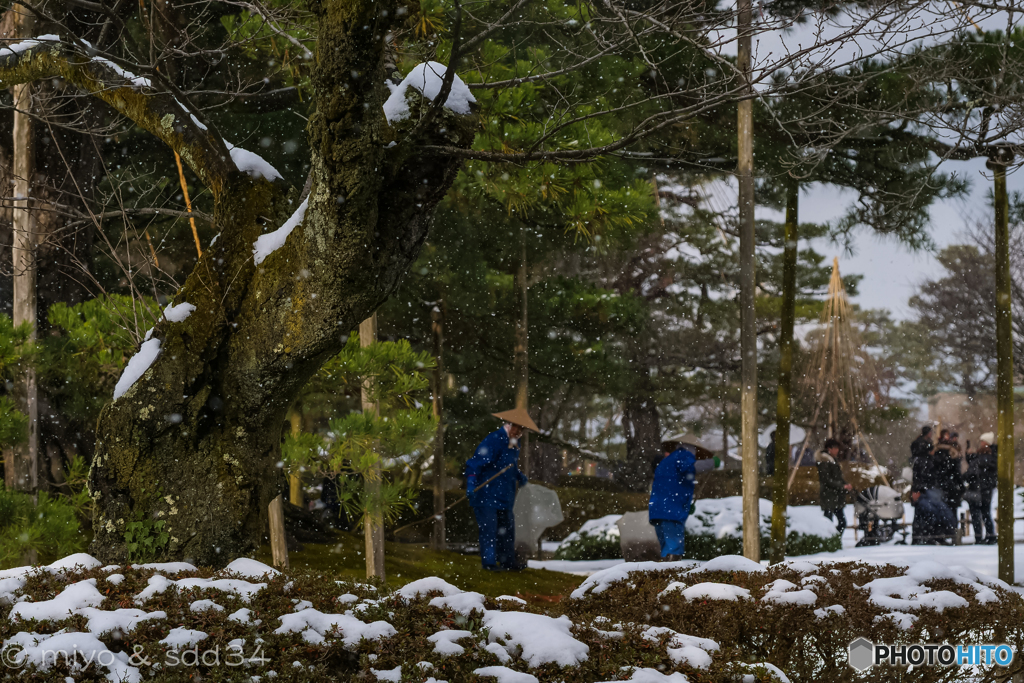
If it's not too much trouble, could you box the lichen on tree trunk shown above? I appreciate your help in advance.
[82,0,475,566]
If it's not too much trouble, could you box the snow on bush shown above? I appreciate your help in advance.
[383,61,476,124]
[1,553,1021,682]
[554,514,622,561]
[686,497,841,560]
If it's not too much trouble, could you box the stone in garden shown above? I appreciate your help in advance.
[514,484,564,561]
[616,511,661,562]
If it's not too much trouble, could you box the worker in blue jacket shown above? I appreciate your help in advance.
[648,440,697,560]
[464,407,538,571]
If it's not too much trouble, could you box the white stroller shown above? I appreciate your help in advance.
[854,485,906,546]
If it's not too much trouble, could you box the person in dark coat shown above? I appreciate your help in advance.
[910,427,957,544]
[649,441,697,559]
[910,425,934,461]
[814,438,852,535]
[933,431,964,509]
[965,432,999,544]
[764,431,776,476]
[464,408,535,571]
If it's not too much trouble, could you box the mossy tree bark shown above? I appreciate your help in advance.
[0,0,474,566]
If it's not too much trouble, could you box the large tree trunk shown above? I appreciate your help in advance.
[85,0,474,566]
[621,391,661,490]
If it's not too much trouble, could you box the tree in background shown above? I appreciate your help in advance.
[0,314,31,453]
[284,333,436,572]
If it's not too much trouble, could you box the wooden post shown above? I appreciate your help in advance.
[360,314,386,580]
[737,0,760,562]
[288,411,303,507]
[8,3,38,493]
[514,226,530,478]
[269,494,289,569]
[430,305,447,552]
[771,177,798,564]
[990,150,1015,584]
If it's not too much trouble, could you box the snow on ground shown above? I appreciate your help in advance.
[383,61,476,123]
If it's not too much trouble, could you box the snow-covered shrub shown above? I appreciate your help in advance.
[554,515,622,561]
[685,497,840,560]
[3,552,1021,682]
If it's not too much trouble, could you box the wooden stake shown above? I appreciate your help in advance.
[360,314,386,580]
[269,494,289,569]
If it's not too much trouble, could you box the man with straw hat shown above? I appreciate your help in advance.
[464,407,539,571]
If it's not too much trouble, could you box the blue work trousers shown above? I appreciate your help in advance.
[653,519,686,558]
[473,506,516,568]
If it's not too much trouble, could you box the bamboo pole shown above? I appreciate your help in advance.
[514,226,530,479]
[737,0,759,563]
[430,305,447,551]
[360,314,386,580]
[174,152,202,259]
[771,177,798,564]
[990,150,1015,584]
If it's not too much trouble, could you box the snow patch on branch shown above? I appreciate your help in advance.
[0,34,59,58]
[113,338,161,400]
[224,140,282,182]
[164,301,195,322]
[383,61,476,124]
[253,196,308,265]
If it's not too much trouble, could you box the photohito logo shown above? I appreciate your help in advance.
[848,639,1015,670]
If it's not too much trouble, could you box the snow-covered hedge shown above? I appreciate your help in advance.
[2,552,1021,682]
[685,497,841,560]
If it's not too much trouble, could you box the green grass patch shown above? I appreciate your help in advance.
[255,532,580,598]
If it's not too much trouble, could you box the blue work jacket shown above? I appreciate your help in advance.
[649,448,697,523]
[464,428,528,509]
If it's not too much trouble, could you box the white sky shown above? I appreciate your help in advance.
[802,158,1024,319]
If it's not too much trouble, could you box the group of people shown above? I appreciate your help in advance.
[910,426,998,544]
[463,407,1002,568]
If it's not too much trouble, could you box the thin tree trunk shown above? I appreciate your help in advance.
[430,304,446,552]
[8,3,37,493]
[514,226,530,478]
[991,153,1015,584]
[771,177,798,564]
[737,0,760,562]
[360,314,386,580]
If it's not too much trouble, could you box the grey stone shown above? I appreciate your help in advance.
[617,511,661,562]
[514,484,564,561]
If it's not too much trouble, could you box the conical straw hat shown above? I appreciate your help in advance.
[491,407,540,432]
